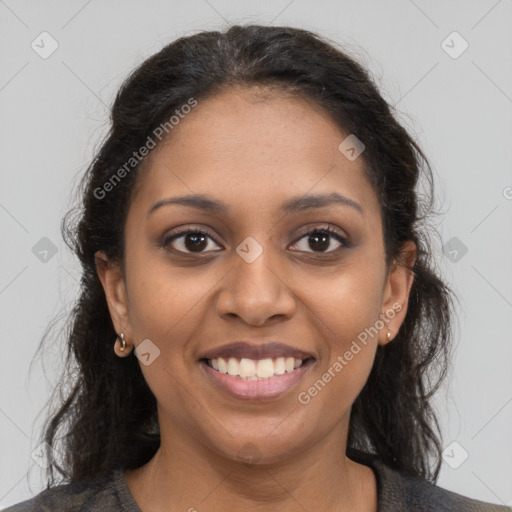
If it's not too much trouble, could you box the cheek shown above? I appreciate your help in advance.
[296,257,384,396]
[304,259,384,342]
[289,305,380,452]
[125,250,217,340]
[123,259,210,417]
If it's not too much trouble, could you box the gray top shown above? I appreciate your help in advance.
[4,449,511,511]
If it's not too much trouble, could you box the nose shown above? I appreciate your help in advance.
[215,245,296,326]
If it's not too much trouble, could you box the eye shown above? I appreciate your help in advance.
[290,226,349,254]
[161,225,349,256]
[162,227,222,254]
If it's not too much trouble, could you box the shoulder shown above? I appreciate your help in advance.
[347,447,511,512]
[2,469,136,512]
[385,466,510,512]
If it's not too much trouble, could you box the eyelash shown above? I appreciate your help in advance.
[161,225,350,256]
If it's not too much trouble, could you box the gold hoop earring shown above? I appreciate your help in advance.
[117,332,126,351]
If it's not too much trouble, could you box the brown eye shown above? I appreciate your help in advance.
[163,228,222,254]
[290,226,349,254]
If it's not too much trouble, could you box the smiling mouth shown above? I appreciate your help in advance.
[200,356,315,381]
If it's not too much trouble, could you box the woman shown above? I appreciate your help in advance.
[5,24,509,511]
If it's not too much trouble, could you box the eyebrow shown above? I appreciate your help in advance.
[147,192,363,217]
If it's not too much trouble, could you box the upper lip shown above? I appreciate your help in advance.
[200,341,316,361]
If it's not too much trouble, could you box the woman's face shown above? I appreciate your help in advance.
[97,86,414,465]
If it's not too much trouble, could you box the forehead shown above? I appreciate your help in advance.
[129,86,381,223]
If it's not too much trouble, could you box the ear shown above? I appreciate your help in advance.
[95,251,133,344]
[379,240,416,346]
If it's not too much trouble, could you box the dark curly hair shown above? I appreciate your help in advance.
[32,23,455,488]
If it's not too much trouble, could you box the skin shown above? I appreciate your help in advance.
[96,85,416,512]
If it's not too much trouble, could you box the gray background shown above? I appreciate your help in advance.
[1,0,511,508]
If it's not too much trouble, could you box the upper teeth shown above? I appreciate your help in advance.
[209,357,304,380]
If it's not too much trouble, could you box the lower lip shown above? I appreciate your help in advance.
[200,359,315,401]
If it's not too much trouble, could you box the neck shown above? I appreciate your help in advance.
[125,415,377,512]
